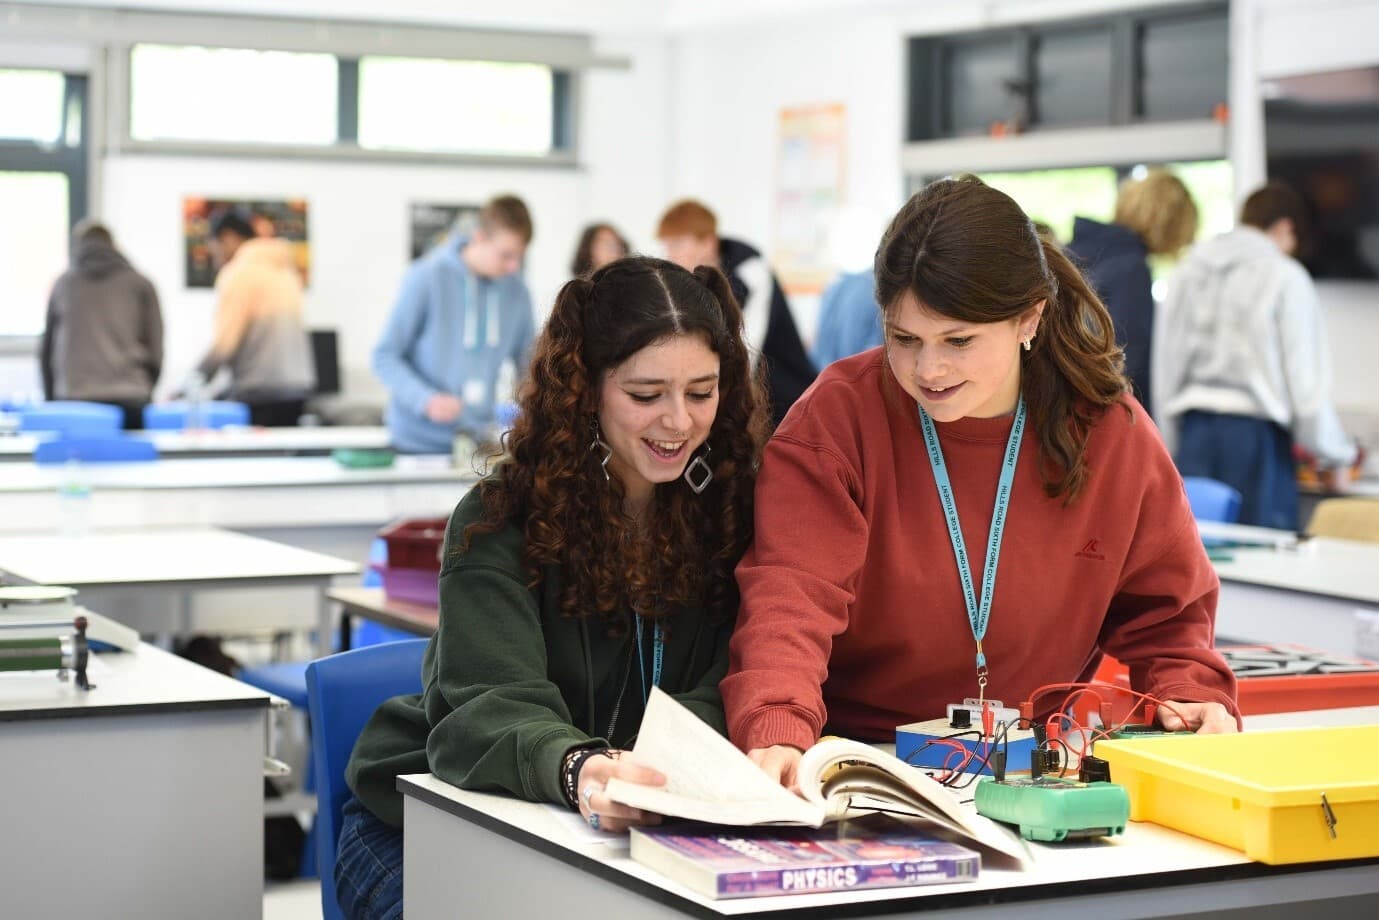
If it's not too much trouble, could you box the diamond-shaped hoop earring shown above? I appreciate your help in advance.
[589,419,612,481]
[683,443,713,494]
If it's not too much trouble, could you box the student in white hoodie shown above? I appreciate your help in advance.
[1154,182,1357,530]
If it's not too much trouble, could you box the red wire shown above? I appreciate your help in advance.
[1025,680,1191,733]
[1018,681,1196,770]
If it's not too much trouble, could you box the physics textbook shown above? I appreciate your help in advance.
[605,688,1030,867]
[630,817,980,900]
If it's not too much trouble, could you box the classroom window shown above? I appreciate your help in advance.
[972,158,1232,258]
[1139,14,1230,121]
[1033,26,1113,128]
[0,171,70,338]
[908,2,1228,141]
[976,167,1120,244]
[0,69,65,143]
[128,44,338,145]
[356,56,555,155]
[943,37,1018,136]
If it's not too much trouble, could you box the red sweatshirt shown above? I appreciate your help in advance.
[723,349,1238,752]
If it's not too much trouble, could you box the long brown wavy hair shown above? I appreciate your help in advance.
[874,175,1128,502]
[462,256,769,628]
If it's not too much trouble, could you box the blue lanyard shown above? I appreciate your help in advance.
[918,397,1026,685]
[634,615,664,704]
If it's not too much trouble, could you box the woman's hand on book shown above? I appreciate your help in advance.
[1157,700,1238,733]
[578,750,667,833]
[748,745,805,794]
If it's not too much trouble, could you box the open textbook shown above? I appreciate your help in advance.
[604,688,1030,867]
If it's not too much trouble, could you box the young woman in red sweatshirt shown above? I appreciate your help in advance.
[722,176,1239,787]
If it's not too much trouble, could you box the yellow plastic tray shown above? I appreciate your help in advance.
[1094,726,1379,864]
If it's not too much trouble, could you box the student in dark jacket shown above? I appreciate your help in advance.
[337,257,769,920]
[1067,169,1198,417]
[40,220,163,430]
[657,200,817,425]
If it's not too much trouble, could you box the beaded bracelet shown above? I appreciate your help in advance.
[560,745,611,809]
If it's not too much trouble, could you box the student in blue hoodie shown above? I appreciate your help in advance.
[373,195,536,453]
[1067,169,1198,417]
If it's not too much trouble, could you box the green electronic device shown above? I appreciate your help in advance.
[974,776,1130,842]
[1099,723,1194,741]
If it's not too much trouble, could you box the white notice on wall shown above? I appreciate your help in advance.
[1355,609,1379,661]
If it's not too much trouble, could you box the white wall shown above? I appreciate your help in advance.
[669,14,903,339]
[584,33,674,257]
[90,33,672,403]
[669,0,1379,418]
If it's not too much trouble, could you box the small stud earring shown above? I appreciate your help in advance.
[1022,336,1033,352]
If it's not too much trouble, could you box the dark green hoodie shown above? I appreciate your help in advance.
[346,487,734,828]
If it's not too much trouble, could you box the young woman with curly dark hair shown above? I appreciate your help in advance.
[337,256,769,920]
[721,176,1239,791]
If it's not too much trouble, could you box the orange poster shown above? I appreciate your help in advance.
[773,103,846,296]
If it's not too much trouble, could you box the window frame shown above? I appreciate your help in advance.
[111,39,584,168]
[352,55,564,159]
[0,69,88,226]
[125,43,343,148]
[0,68,88,341]
[908,1,1229,143]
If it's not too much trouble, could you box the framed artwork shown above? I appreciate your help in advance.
[410,202,480,261]
[184,197,310,288]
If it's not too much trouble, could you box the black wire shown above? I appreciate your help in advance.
[903,720,1016,789]
[902,729,982,769]
[949,718,1013,789]
[1047,737,1073,776]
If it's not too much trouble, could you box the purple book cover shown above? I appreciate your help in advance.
[630,820,980,900]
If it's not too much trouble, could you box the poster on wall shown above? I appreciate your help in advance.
[772,102,846,296]
[410,202,481,261]
[183,197,310,289]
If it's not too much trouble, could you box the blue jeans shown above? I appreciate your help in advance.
[336,795,404,920]
[1176,410,1298,530]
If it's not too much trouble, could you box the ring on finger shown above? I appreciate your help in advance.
[581,785,597,809]
[587,812,601,831]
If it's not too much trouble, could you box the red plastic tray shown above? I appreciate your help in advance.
[378,517,448,571]
[1096,645,1379,717]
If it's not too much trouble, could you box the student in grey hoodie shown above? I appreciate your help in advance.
[41,220,163,430]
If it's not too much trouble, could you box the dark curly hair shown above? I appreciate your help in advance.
[875,175,1129,502]
[462,256,770,628]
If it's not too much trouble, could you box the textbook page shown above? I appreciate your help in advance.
[799,738,1031,866]
[603,687,823,826]
[607,690,1028,866]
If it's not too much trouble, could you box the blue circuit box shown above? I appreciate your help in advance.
[895,716,1038,776]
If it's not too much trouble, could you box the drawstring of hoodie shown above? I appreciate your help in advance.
[462,275,501,350]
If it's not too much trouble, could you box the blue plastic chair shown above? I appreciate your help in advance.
[306,640,427,920]
[1183,476,1243,524]
[143,400,251,430]
[236,538,415,877]
[34,437,159,464]
[19,401,122,438]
